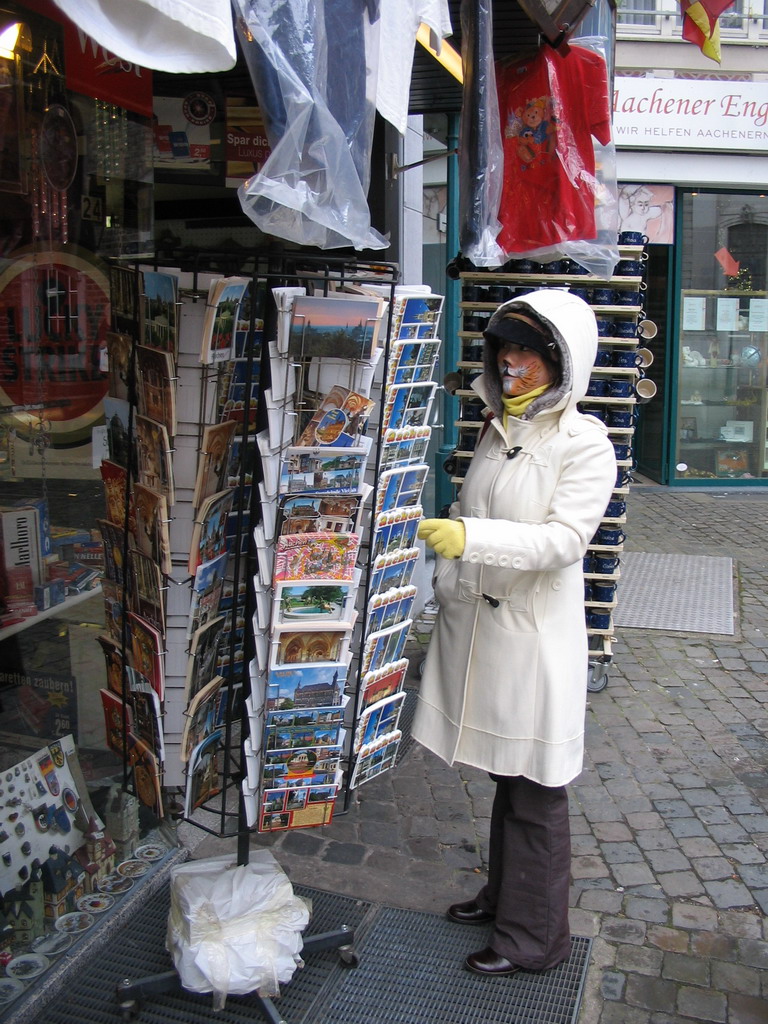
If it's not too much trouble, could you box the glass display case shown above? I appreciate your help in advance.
[674,192,768,483]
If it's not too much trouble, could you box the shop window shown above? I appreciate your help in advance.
[674,192,768,483]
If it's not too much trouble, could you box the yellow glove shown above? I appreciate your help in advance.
[417,518,466,559]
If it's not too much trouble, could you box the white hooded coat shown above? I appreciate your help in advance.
[411,290,617,787]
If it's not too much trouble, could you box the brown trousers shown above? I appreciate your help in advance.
[474,774,572,971]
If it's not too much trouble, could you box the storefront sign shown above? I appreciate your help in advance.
[62,22,152,118]
[225,100,271,187]
[154,94,217,171]
[613,76,768,153]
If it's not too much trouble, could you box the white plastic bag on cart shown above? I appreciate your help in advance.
[166,851,310,1008]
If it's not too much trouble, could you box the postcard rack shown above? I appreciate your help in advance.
[98,250,448,863]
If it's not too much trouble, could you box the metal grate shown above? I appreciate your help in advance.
[319,910,590,1024]
[25,886,591,1024]
[613,552,734,635]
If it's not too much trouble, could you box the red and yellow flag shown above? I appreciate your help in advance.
[678,0,734,62]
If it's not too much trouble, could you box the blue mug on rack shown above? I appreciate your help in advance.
[594,553,620,574]
[596,525,626,546]
[616,290,642,306]
[616,259,644,277]
[607,409,635,429]
[592,581,617,603]
[587,610,612,630]
[586,378,608,397]
[612,442,633,462]
[605,498,626,518]
[616,467,633,488]
[616,321,638,338]
[582,405,607,422]
[619,230,648,245]
[596,319,615,337]
[609,378,634,398]
[593,287,614,305]
[595,347,612,367]
[583,554,594,572]
[612,349,642,367]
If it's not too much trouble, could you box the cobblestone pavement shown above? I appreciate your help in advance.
[192,485,768,1024]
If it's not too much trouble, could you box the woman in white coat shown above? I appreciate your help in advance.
[413,289,616,976]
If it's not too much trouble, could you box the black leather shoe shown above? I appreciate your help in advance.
[465,946,522,976]
[446,900,495,925]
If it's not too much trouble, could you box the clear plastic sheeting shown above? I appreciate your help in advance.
[457,0,505,268]
[166,851,311,1009]
[232,0,388,251]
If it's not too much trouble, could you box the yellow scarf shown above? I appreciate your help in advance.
[502,384,551,428]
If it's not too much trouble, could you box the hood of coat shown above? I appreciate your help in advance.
[478,289,599,421]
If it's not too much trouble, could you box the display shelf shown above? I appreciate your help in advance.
[0,586,103,642]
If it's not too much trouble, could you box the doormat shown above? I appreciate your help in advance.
[25,884,591,1024]
[613,552,734,635]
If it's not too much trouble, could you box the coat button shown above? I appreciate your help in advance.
[484,554,495,564]
[512,557,523,568]
[552,580,562,590]
[469,553,479,562]
[498,555,509,566]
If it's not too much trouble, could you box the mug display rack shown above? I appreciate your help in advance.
[451,244,654,693]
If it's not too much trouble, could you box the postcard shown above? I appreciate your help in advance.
[369,546,420,597]
[110,264,140,323]
[133,483,172,576]
[349,731,402,789]
[266,703,346,730]
[279,446,368,496]
[265,662,347,712]
[181,674,225,762]
[98,634,125,695]
[273,580,357,629]
[136,346,177,437]
[127,732,165,817]
[184,730,223,816]
[129,674,165,764]
[367,585,417,635]
[265,720,342,752]
[259,783,339,831]
[381,382,436,431]
[288,294,383,361]
[200,277,250,364]
[187,551,229,639]
[360,658,409,710]
[226,434,256,495]
[263,745,342,783]
[390,294,444,339]
[127,611,165,701]
[135,414,175,505]
[189,488,235,574]
[105,331,133,402]
[353,691,406,754]
[97,518,130,587]
[141,270,179,356]
[100,688,132,757]
[100,459,135,532]
[273,531,360,582]
[380,426,431,471]
[386,339,441,388]
[296,384,374,448]
[101,580,125,644]
[184,614,227,704]
[275,491,363,538]
[103,397,134,471]
[192,420,237,510]
[361,618,412,676]
[375,464,429,516]
[372,507,422,561]
[270,625,351,670]
[128,549,165,633]
[218,359,261,433]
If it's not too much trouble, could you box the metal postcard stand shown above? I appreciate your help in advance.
[111,251,400,1022]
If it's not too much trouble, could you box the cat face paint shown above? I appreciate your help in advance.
[497,342,558,396]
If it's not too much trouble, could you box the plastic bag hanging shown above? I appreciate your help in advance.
[458,0,505,268]
[232,0,388,251]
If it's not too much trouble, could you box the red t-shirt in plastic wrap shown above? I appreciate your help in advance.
[496,46,612,255]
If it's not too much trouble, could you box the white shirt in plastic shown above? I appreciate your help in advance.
[50,0,237,73]
[375,0,453,135]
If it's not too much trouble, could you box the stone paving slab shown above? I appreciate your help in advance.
[122,487,768,1022]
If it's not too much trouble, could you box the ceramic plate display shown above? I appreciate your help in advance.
[97,872,133,894]
[117,858,149,878]
[30,931,73,957]
[54,911,94,934]
[134,842,166,862]
[0,977,25,1007]
[6,953,49,979]
[77,892,114,914]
